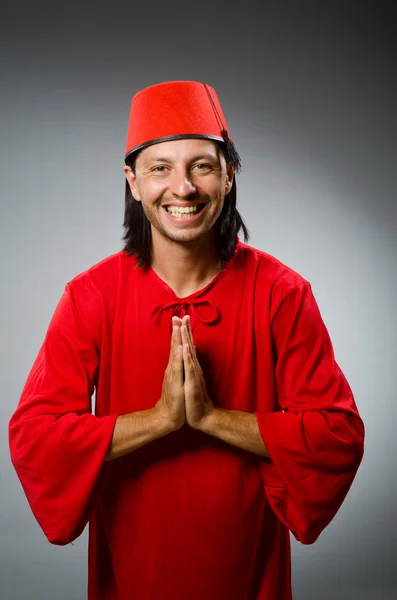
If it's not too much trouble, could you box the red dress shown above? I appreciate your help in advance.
[9,238,364,599]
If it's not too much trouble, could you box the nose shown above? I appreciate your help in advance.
[168,167,198,197]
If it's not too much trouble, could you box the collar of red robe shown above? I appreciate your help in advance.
[151,298,220,330]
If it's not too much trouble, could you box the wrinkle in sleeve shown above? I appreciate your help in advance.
[8,283,118,546]
[255,281,365,544]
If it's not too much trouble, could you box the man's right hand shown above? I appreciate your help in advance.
[104,317,185,461]
[154,317,186,431]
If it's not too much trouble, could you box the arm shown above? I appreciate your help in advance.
[10,284,185,544]
[104,408,174,462]
[199,407,270,458]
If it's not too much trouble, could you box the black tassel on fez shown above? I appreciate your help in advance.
[202,82,242,173]
[221,127,242,173]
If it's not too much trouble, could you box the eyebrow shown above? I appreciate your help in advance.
[146,153,219,164]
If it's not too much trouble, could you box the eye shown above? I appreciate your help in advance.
[193,163,212,171]
[152,165,168,172]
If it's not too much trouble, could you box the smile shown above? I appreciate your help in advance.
[164,204,206,216]
[162,203,207,220]
[162,204,207,222]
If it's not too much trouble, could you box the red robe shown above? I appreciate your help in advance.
[9,238,364,599]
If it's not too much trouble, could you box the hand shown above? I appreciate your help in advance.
[180,315,215,430]
[154,317,186,431]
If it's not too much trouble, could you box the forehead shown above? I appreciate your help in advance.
[136,138,224,164]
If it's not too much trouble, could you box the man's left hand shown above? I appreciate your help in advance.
[178,315,215,430]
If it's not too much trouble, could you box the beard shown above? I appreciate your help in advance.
[140,196,224,245]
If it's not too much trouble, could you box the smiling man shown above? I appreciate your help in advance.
[9,81,365,600]
[123,137,235,298]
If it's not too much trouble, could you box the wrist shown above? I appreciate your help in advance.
[196,406,220,434]
[151,404,181,435]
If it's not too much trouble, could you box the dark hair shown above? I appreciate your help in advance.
[122,141,250,268]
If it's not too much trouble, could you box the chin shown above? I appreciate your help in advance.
[164,230,206,243]
[159,225,212,244]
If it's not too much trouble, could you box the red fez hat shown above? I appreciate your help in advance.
[125,80,241,170]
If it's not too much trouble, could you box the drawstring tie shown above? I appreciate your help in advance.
[151,298,220,330]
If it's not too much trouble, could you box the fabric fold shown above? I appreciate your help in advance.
[8,284,118,545]
[255,281,364,544]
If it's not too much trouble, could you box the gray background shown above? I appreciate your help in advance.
[1,1,396,598]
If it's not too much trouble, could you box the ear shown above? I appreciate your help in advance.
[225,165,236,195]
[123,165,141,201]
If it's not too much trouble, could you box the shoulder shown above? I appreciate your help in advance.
[67,250,137,298]
[64,250,138,343]
[237,241,313,320]
[238,241,309,291]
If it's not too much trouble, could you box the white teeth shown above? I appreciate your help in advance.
[166,205,201,216]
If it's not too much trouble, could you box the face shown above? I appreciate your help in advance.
[123,138,235,245]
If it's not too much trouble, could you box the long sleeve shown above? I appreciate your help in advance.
[8,282,118,546]
[255,281,365,545]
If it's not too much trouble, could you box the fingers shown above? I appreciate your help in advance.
[170,314,195,366]
[171,318,184,385]
[169,317,181,359]
[181,315,196,363]
[172,324,182,359]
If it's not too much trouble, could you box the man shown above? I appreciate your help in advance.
[9,81,365,600]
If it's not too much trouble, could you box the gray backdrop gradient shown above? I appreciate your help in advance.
[1,1,396,599]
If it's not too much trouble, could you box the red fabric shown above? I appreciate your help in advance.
[9,239,364,599]
[125,81,232,156]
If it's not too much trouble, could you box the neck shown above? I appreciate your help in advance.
[150,228,223,298]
